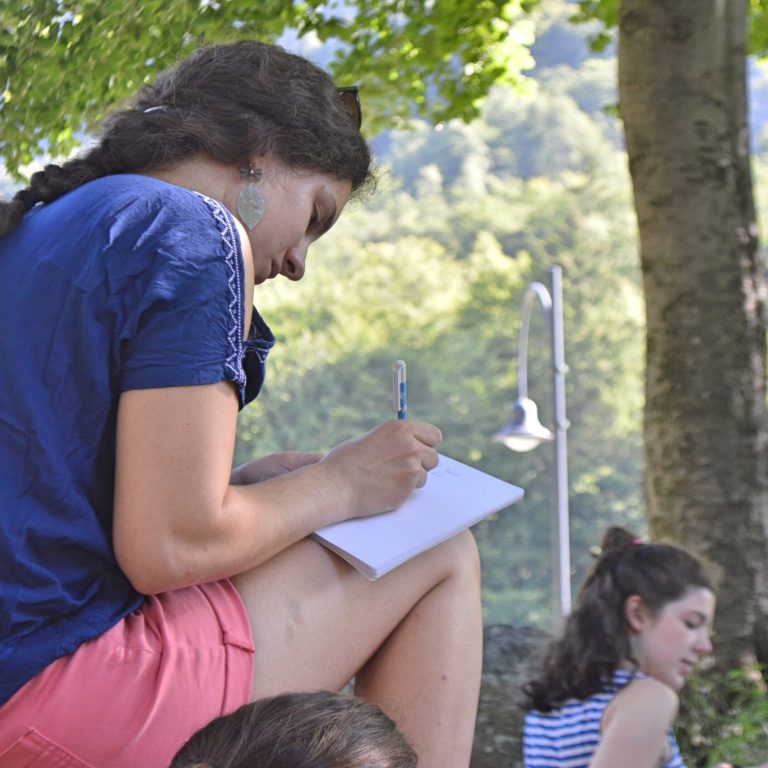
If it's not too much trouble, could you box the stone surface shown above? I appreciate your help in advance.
[471,624,550,768]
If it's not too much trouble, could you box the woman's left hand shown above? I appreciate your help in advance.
[231,451,323,485]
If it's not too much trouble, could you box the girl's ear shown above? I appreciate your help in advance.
[624,594,651,632]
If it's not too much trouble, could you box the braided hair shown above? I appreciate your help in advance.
[523,526,713,712]
[0,40,373,238]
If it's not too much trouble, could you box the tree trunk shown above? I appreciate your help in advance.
[618,0,768,668]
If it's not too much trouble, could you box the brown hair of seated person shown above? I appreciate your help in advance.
[169,690,418,768]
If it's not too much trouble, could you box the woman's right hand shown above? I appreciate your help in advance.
[115,381,443,592]
[319,419,443,521]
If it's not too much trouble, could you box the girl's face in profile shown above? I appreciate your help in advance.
[242,156,352,285]
[627,586,716,691]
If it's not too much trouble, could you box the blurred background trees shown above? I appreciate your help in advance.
[232,6,649,628]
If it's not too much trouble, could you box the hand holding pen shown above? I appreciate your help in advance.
[314,359,439,517]
[393,359,407,420]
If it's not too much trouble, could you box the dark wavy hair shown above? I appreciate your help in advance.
[0,40,374,238]
[523,526,714,712]
[169,691,418,768]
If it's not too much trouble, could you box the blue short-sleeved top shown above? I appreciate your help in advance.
[0,174,275,705]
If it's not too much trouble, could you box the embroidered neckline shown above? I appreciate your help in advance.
[193,193,246,388]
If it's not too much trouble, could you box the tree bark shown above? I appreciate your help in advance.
[618,0,768,668]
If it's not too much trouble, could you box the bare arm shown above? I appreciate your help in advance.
[590,678,679,768]
[230,451,324,484]
[113,381,442,594]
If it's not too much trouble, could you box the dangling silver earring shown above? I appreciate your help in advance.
[236,166,265,229]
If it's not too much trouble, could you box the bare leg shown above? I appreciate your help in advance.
[230,530,482,768]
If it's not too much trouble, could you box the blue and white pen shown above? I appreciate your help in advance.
[393,359,407,420]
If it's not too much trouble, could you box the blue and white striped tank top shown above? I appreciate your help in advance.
[523,669,686,768]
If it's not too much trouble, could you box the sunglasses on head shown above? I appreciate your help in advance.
[337,86,362,130]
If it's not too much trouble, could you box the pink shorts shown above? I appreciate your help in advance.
[0,580,255,768]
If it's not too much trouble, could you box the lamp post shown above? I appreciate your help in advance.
[492,265,571,618]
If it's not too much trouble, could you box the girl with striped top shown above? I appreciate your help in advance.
[522,526,714,768]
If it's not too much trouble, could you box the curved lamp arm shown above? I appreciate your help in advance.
[517,282,553,401]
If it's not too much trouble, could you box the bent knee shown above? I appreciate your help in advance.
[435,529,481,585]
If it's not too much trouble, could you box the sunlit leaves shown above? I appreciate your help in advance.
[1,0,543,175]
[570,0,618,51]
[750,0,768,56]
[1,0,299,174]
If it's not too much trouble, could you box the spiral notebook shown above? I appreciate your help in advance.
[311,453,524,580]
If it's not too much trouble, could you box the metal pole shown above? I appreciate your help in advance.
[550,265,571,616]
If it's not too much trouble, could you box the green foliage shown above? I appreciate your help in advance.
[386,121,493,195]
[0,0,541,176]
[570,0,618,29]
[569,0,618,51]
[4,0,768,177]
[326,0,539,127]
[750,0,768,57]
[1,0,269,174]
[676,663,768,767]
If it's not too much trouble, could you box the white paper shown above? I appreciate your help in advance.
[311,454,524,579]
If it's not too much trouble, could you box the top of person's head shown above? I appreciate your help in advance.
[0,39,374,238]
[127,40,372,190]
[523,526,713,712]
[169,690,418,768]
[580,526,713,614]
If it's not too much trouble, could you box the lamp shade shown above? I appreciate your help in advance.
[492,398,554,452]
